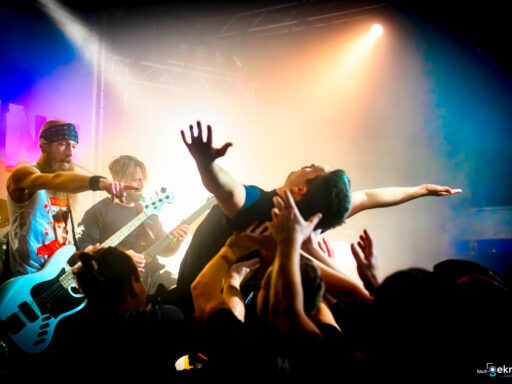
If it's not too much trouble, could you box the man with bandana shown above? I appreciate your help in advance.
[3,120,140,279]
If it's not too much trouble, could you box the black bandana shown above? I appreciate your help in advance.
[39,123,79,144]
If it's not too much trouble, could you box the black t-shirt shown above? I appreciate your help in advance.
[77,197,167,254]
[163,186,278,314]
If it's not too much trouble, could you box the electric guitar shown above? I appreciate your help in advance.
[0,190,174,354]
[141,195,217,280]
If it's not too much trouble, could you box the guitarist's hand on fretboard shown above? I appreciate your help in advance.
[83,243,101,253]
[170,224,190,245]
[126,250,146,272]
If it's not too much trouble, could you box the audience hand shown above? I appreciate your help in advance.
[350,228,379,295]
[269,189,322,248]
[224,229,259,261]
[235,222,276,266]
[226,258,260,290]
[317,236,335,259]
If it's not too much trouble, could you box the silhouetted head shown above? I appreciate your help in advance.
[257,255,325,321]
[73,246,146,311]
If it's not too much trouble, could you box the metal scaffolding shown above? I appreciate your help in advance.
[100,1,388,100]
[103,55,258,101]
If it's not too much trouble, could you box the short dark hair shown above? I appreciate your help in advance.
[73,246,140,311]
[258,256,325,318]
[295,169,351,232]
[52,209,69,223]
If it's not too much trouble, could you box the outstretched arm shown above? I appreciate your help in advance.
[181,121,245,218]
[347,184,462,219]
[7,165,140,204]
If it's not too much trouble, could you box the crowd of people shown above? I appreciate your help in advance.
[1,119,509,382]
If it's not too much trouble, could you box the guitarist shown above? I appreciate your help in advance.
[3,120,140,281]
[76,155,189,295]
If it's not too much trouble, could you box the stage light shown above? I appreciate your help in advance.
[370,23,383,39]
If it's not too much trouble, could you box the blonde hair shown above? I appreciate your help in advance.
[108,155,147,183]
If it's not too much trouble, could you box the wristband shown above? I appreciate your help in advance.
[89,175,107,191]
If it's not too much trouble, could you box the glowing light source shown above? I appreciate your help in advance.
[370,23,384,39]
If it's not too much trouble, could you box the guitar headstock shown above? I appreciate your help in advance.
[139,189,175,216]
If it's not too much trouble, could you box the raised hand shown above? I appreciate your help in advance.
[224,227,260,261]
[180,121,233,164]
[269,189,322,247]
[226,258,260,290]
[236,222,276,266]
[317,236,335,260]
[350,228,379,294]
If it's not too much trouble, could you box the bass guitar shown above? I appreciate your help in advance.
[0,190,174,354]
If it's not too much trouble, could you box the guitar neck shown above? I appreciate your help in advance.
[62,211,152,287]
[143,231,176,263]
[61,259,83,289]
[60,192,175,287]
[143,196,216,262]
[102,211,149,248]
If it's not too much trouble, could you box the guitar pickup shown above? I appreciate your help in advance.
[18,301,38,323]
[3,313,25,334]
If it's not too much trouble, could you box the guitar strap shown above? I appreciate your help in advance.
[137,200,157,242]
[0,237,11,284]
[66,194,80,253]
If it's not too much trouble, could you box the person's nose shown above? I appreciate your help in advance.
[65,146,74,156]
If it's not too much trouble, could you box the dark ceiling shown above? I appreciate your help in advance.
[55,1,512,77]
[2,0,511,77]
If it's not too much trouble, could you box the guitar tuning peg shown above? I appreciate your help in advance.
[160,186,167,193]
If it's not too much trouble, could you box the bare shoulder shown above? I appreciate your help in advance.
[8,164,39,184]
[7,164,40,202]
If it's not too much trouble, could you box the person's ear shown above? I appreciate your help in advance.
[290,185,307,197]
[41,143,48,153]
